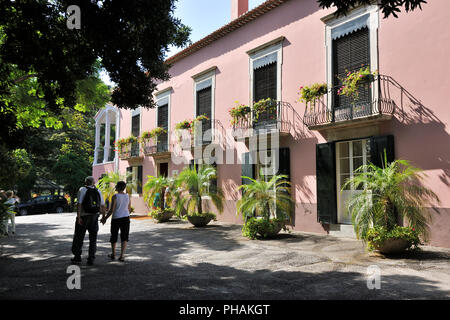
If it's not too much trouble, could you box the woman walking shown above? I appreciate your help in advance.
[101,181,130,262]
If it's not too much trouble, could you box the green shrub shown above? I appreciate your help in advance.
[184,212,216,221]
[365,225,421,251]
[149,208,175,221]
[242,217,285,240]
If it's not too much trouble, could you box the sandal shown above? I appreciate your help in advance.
[118,257,125,262]
[108,254,115,260]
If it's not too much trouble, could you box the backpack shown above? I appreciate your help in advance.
[82,187,101,214]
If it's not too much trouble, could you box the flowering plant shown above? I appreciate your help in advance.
[175,120,191,130]
[116,136,137,158]
[298,83,327,104]
[365,225,421,252]
[229,102,251,126]
[337,66,377,101]
[252,98,277,122]
[140,128,167,145]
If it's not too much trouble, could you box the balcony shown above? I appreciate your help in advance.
[303,75,396,130]
[142,133,171,159]
[190,119,226,148]
[232,100,293,139]
[119,141,143,162]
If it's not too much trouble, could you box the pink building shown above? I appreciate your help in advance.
[93,0,450,248]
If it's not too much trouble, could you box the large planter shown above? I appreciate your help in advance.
[243,217,285,239]
[187,214,214,227]
[150,208,175,223]
[373,238,412,254]
[257,221,283,238]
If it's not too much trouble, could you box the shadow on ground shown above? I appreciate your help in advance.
[0,217,449,300]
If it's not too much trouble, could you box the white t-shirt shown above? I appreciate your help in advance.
[112,193,130,219]
[5,198,18,214]
[78,186,104,216]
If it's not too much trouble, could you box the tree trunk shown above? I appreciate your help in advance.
[197,194,202,215]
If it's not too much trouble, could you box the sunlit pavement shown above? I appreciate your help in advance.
[1,213,449,299]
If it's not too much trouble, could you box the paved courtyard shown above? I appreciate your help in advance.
[0,213,449,300]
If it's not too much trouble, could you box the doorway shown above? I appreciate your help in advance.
[159,162,169,178]
[336,139,371,224]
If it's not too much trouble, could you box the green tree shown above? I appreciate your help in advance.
[0,0,190,127]
[317,0,427,19]
[51,152,92,209]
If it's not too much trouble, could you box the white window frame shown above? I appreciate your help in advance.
[248,39,283,105]
[335,139,371,224]
[323,5,379,112]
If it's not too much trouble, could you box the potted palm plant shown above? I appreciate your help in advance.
[343,153,440,254]
[143,175,176,223]
[237,175,293,239]
[174,165,223,227]
[96,171,138,210]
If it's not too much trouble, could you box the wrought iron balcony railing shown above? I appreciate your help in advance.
[232,100,293,136]
[142,133,170,156]
[119,141,142,160]
[303,75,396,128]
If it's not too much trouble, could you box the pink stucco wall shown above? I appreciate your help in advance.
[94,0,450,247]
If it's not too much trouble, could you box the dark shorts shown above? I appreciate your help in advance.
[110,217,130,243]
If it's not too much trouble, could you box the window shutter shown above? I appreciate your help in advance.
[277,148,290,180]
[157,104,169,151]
[370,135,395,168]
[158,104,168,129]
[196,87,212,142]
[131,114,140,137]
[137,166,143,194]
[254,62,277,102]
[210,162,218,193]
[241,152,255,185]
[333,27,370,108]
[316,142,337,224]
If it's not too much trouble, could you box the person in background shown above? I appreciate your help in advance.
[101,181,131,262]
[4,190,19,235]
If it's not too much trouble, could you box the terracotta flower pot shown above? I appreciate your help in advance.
[374,238,411,254]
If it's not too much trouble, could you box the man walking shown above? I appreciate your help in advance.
[71,176,106,266]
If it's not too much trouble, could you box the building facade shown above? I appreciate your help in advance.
[93,0,450,248]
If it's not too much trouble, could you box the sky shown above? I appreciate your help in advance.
[100,0,266,86]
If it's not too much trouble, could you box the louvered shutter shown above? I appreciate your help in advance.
[196,87,212,142]
[254,62,277,102]
[210,162,218,193]
[370,135,395,168]
[316,143,337,224]
[157,104,169,152]
[333,27,371,111]
[131,114,140,137]
[137,165,143,194]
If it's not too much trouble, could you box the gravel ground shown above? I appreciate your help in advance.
[0,212,449,300]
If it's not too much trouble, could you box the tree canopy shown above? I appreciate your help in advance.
[317,0,427,18]
[0,0,190,119]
